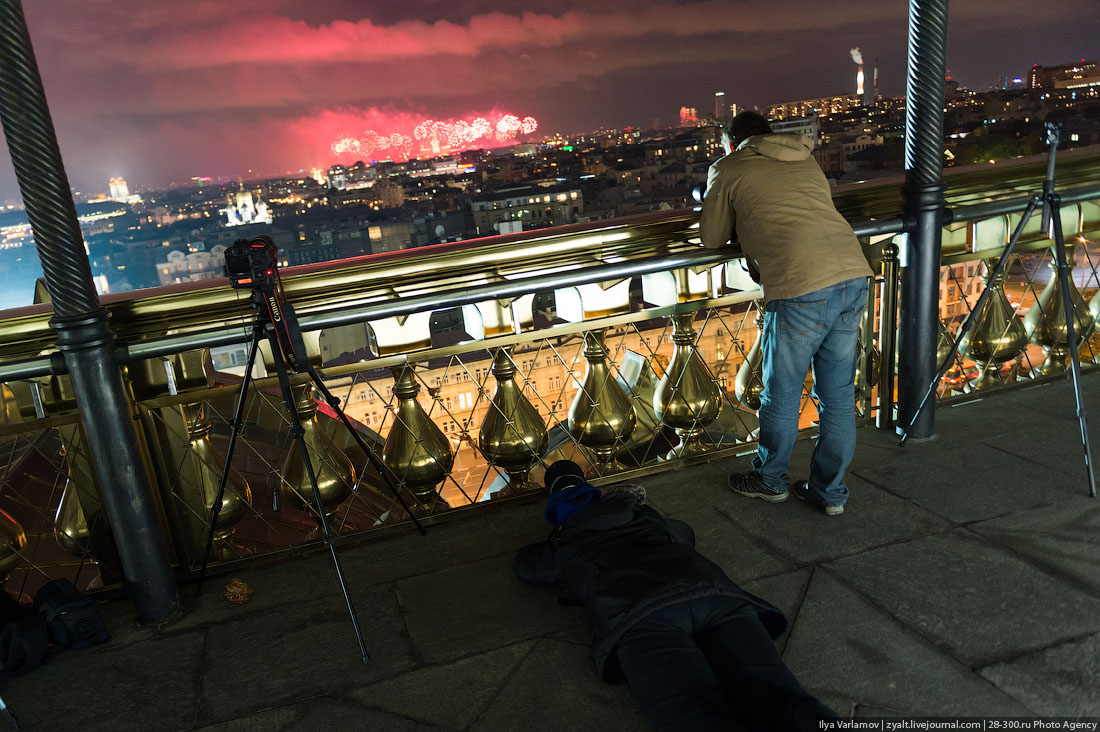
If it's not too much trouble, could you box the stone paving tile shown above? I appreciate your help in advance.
[980,418,1100,485]
[782,570,1029,715]
[995,376,1100,421]
[854,703,917,718]
[638,456,732,515]
[337,515,512,584]
[856,442,1076,524]
[194,697,417,732]
[814,692,857,720]
[2,631,204,732]
[933,390,1048,437]
[196,586,416,726]
[742,568,812,654]
[467,638,649,732]
[483,499,554,551]
[970,496,1100,596]
[978,632,1100,716]
[396,554,587,665]
[712,474,949,566]
[168,553,338,635]
[92,596,158,649]
[826,529,1100,667]
[340,641,534,729]
[170,517,511,636]
[663,504,794,585]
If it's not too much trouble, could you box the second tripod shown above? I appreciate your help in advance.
[900,123,1096,499]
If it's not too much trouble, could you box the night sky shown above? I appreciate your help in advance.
[0,0,1095,198]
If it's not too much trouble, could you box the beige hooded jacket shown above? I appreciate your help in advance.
[699,132,872,303]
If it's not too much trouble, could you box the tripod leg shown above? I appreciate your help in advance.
[0,693,21,732]
[306,368,427,535]
[900,195,1043,445]
[1051,195,1098,498]
[268,341,370,663]
[196,321,264,595]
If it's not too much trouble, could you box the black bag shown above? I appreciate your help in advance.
[33,579,110,651]
[0,591,48,676]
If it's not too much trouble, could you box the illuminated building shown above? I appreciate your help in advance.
[221,187,272,227]
[154,245,227,286]
[109,177,129,201]
[770,115,820,142]
[327,165,347,190]
[1027,60,1100,90]
[470,184,583,236]
[767,94,862,120]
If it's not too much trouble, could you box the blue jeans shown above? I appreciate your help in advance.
[752,277,868,507]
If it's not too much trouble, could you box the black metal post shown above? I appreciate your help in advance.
[897,0,950,439]
[0,0,178,623]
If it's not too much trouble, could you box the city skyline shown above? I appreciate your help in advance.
[0,0,1096,197]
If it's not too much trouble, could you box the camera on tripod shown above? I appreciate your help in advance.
[203,233,427,663]
[224,234,280,290]
[223,235,308,373]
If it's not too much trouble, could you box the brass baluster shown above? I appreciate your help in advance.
[281,383,355,529]
[568,329,637,474]
[180,402,252,554]
[54,472,91,558]
[967,260,1027,389]
[854,331,881,404]
[479,347,548,497]
[1024,246,1094,377]
[382,366,454,511]
[735,307,765,411]
[653,313,721,460]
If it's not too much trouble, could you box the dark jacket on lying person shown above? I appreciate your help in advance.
[513,487,786,682]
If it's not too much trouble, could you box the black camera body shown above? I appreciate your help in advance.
[223,234,309,372]
[225,235,279,289]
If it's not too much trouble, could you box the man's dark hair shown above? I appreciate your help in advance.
[726,111,772,148]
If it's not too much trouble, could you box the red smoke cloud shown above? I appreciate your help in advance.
[103,2,908,72]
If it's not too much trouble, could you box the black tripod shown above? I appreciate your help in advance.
[195,245,427,663]
[900,123,1096,498]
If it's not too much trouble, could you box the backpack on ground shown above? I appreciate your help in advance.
[32,579,109,651]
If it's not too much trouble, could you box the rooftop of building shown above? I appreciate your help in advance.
[4,372,1099,730]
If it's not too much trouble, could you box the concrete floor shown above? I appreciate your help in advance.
[4,375,1100,730]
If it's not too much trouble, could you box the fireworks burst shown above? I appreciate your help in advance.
[330,111,539,162]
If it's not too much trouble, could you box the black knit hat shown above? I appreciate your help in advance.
[544,459,586,493]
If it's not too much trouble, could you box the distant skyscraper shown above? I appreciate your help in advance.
[714,91,726,121]
[109,177,129,201]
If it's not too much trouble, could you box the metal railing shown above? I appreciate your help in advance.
[0,150,1098,594]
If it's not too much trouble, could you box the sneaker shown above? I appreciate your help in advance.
[793,481,844,515]
[728,472,788,503]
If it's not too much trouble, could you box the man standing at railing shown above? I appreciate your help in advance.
[700,111,873,516]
